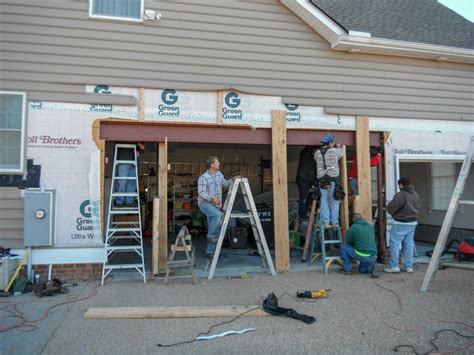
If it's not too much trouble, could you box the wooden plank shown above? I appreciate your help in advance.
[138,87,145,121]
[216,90,224,124]
[91,119,106,239]
[339,145,349,240]
[272,110,289,272]
[84,306,269,319]
[355,116,372,223]
[152,198,159,275]
[158,138,168,273]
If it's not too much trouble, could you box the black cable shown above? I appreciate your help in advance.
[157,306,261,348]
[394,329,474,354]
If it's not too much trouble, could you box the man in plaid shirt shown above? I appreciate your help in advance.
[198,156,231,259]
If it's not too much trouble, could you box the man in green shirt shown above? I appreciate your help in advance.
[338,213,378,278]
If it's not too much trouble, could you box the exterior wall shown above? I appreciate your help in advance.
[0,187,23,248]
[34,263,102,281]
[0,0,473,121]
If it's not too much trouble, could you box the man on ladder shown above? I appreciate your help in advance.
[314,134,345,227]
[197,156,231,261]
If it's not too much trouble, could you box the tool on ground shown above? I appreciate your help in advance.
[1,252,29,296]
[262,292,316,324]
[226,275,252,279]
[164,225,197,285]
[421,136,474,292]
[33,278,69,297]
[297,289,330,299]
[206,177,276,280]
[102,144,146,285]
[196,328,256,341]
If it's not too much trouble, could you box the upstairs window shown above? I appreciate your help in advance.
[90,0,144,21]
[0,92,26,174]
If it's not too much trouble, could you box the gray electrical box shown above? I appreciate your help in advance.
[24,190,55,247]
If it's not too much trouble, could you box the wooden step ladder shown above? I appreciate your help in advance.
[164,225,197,285]
[421,136,474,292]
[207,177,276,280]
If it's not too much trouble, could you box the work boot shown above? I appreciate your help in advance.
[338,269,352,275]
[371,264,379,279]
[383,266,400,273]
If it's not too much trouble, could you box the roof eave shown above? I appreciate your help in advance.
[280,0,474,64]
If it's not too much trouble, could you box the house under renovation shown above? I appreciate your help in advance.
[0,0,473,280]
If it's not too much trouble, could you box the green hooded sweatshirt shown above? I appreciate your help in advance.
[346,218,377,257]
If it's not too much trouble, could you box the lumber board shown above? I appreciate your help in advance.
[355,116,372,223]
[339,145,349,240]
[158,138,168,273]
[152,198,159,275]
[272,110,290,272]
[84,306,268,319]
[138,87,145,121]
[216,90,224,124]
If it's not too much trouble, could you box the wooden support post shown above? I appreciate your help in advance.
[92,119,106,239]
[216,91,224,125]
[340,145,349,240]
[158,138,168,273]
[271,110,290,272]
[152,198,159,275]
[356,116,372,223]
[138,87,145,121]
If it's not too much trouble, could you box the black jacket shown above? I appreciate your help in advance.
[296,146,316,182]
[387,185,420,222]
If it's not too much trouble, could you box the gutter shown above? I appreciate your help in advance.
[280,0,474,64]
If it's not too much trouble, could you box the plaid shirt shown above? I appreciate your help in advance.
[314,147,343,179]
[197,170,230,205]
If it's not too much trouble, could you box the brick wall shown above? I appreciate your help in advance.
[34,263,102,281]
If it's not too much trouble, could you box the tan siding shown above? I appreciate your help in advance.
[0,188,23,249]
[0,0,473,120]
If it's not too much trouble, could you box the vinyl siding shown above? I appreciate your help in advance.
[0,188,23,249]
[0,0,473,121]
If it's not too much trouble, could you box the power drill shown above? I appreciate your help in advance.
[297,289,330,299]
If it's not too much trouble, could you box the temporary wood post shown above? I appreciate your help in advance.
[216,90,224,125]
[152,198,159,275]
[91,119,106,239]
[272,110,290,272]
[355,116,372,223]
[158,137,168,273]
[340,145,350,240]
[138,87,145,121]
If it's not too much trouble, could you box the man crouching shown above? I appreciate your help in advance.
[338,213,378,278]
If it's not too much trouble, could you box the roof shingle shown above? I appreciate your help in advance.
[310,0,474,49]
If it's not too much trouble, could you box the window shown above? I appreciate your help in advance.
[429,162,460,210]
[89,0,144,21]
[0,92,26,174]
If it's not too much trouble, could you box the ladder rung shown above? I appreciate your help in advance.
[114,160,137,164]
[230,213,252,218]
[109,209,140,214]
[106,245,141,251]
[167,260,193,268]
[111,193,139,197]
[108,227,141,233]
[113,177,136,180]
[108,235,140,240]
[171,245,192,252]
[115,144,137,148]
[323,240,342,244]
[104,264,144,270]
[459,200,474,205]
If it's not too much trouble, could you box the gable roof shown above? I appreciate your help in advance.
[310,0,474,50]
[280,0,474,63]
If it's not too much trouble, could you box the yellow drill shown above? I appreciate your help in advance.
[297,289,330,299]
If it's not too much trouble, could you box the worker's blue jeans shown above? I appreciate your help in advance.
[319,181,340,225]
[340,244,376,273]
[350,178,359,195]
[115,164,136,205]
[389,222,417,269]
[199,202,223,255]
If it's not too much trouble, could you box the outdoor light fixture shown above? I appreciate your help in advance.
[35,209,46,220]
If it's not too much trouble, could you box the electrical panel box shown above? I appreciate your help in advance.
[24,190,55,247]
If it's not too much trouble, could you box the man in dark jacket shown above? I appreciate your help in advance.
[338,213,378,278]
[384,177,421,273]
[296,146,317,220]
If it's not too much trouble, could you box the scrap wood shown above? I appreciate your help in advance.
[84,306,268,319]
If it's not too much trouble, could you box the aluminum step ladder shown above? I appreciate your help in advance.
[315,223,343,273]
[207,177,276,280]
[101,144,146,285]
[421,136,474,292]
